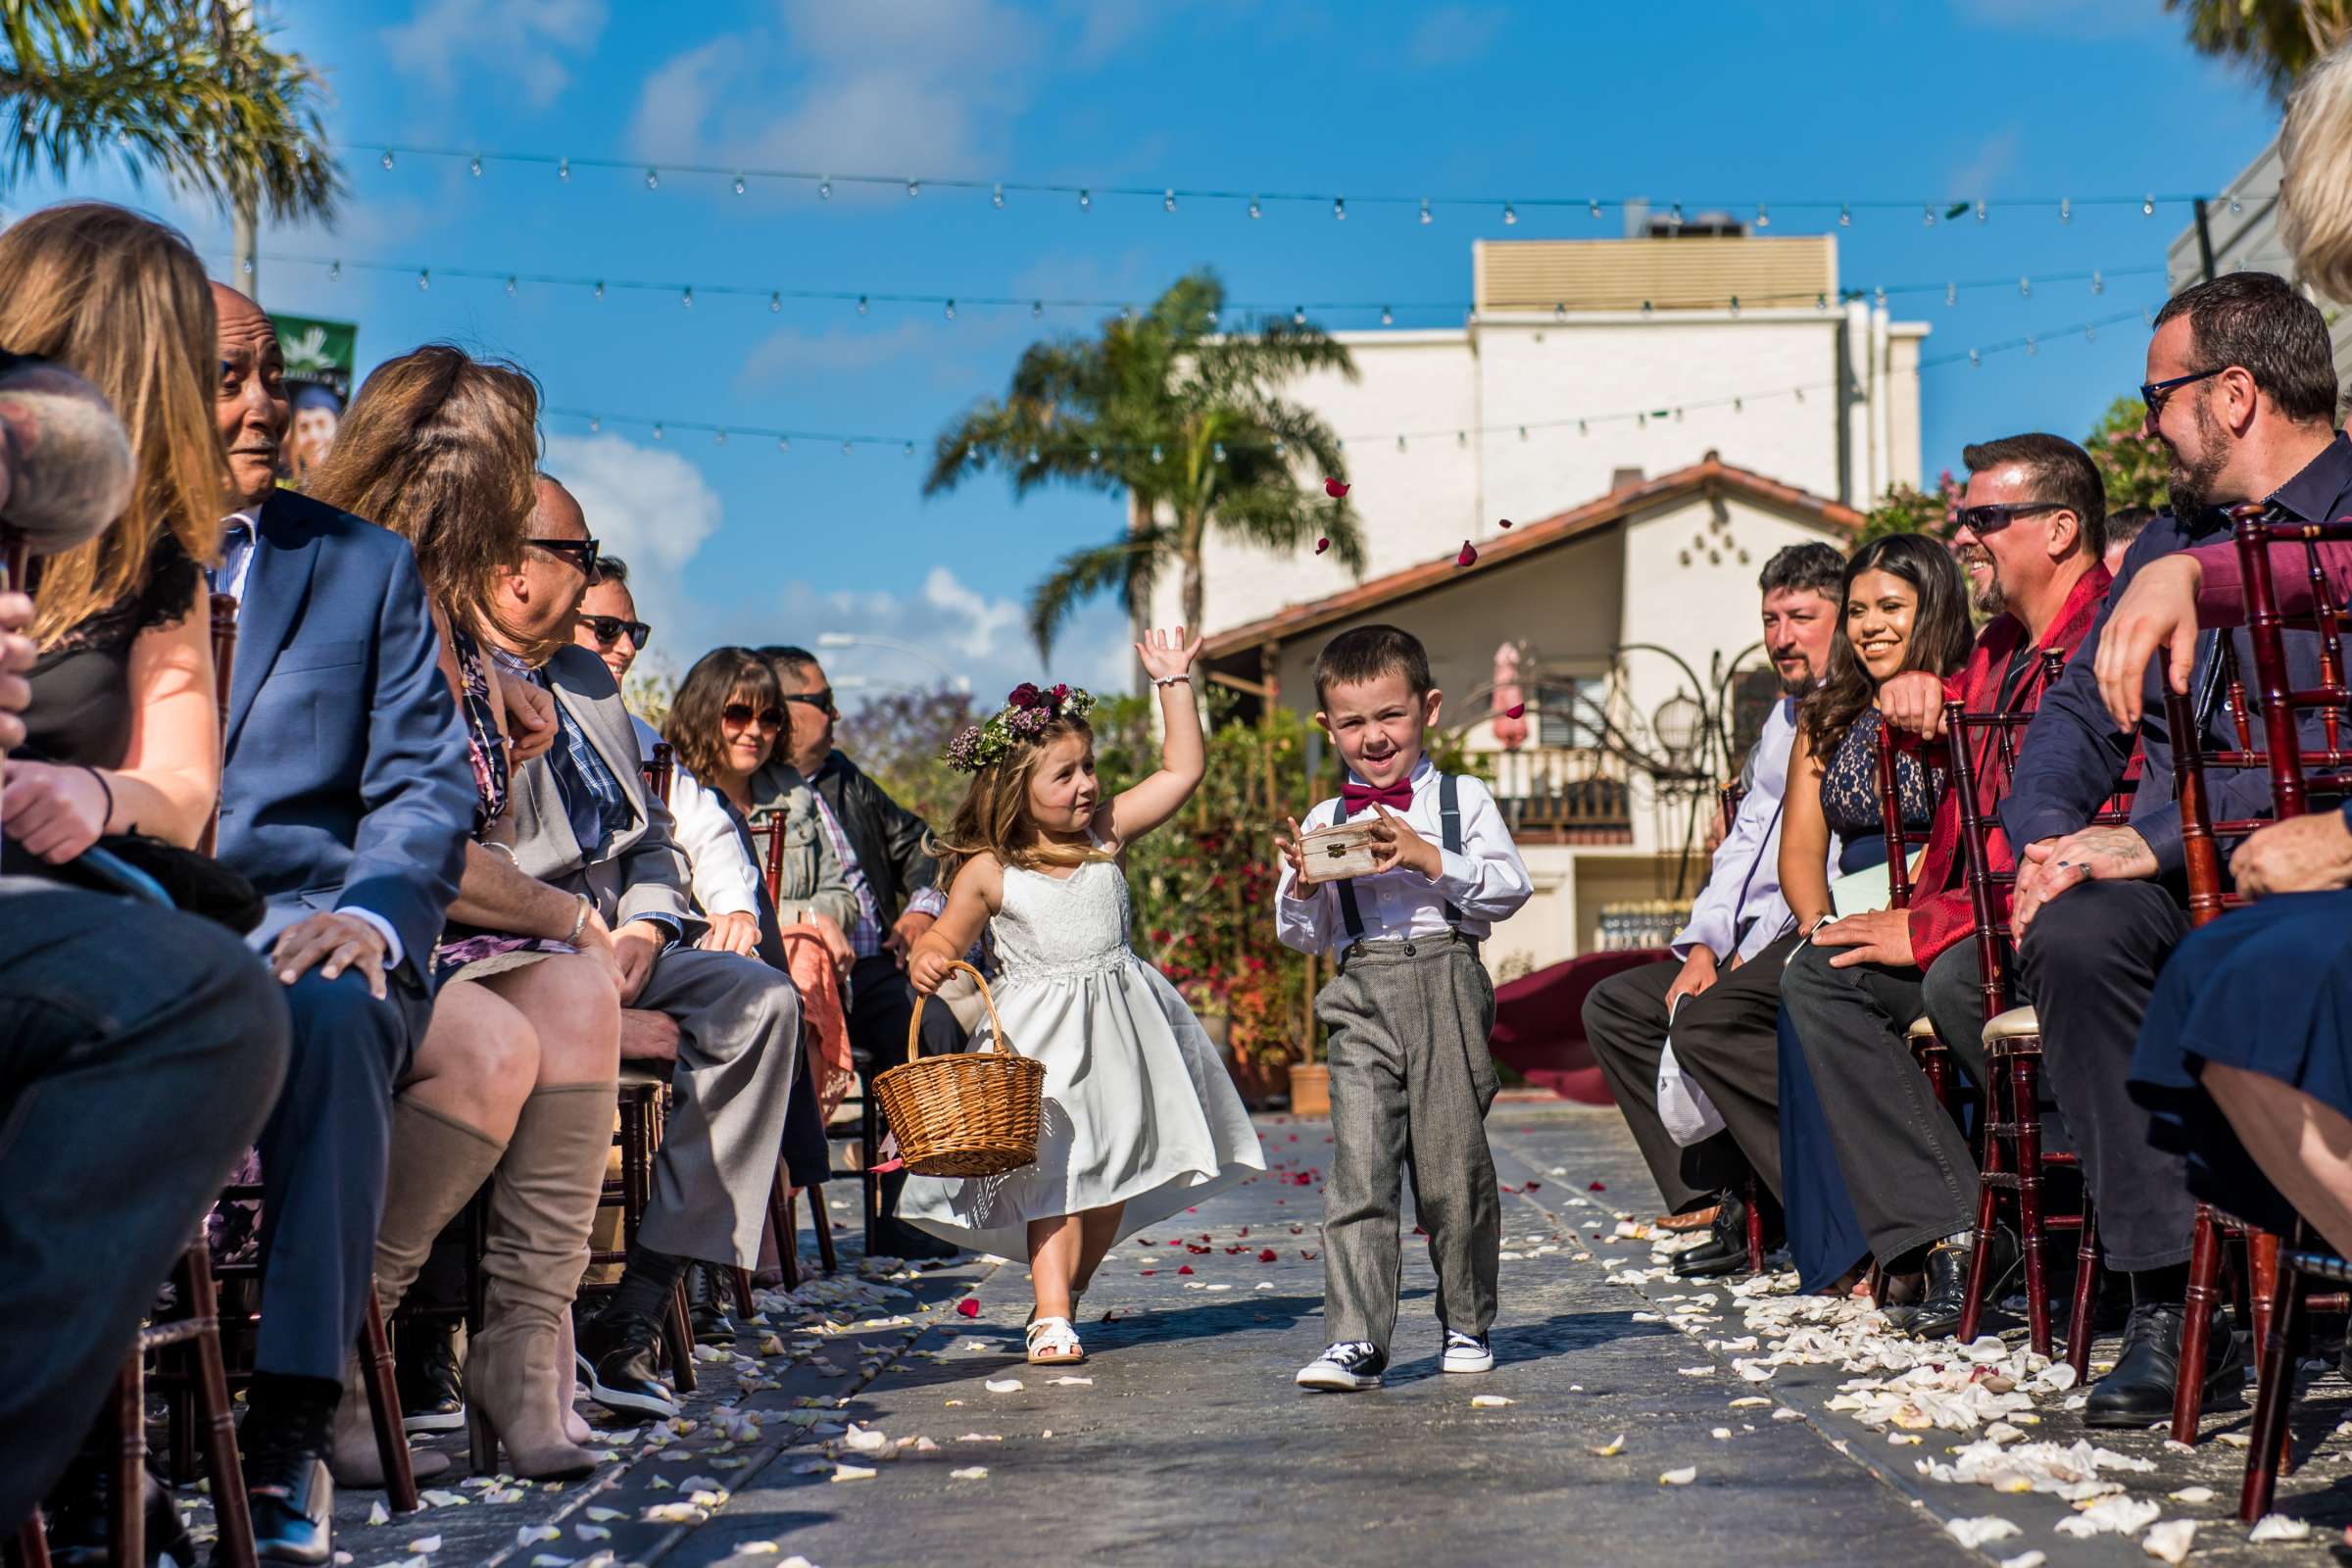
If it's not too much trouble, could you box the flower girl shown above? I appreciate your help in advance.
[902,628,1265,1364]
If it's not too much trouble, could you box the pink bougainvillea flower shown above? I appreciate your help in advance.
[1258,1249,1278,1263]
[1588,1181,1607,1192]
[1315,537,1331,555]
[1177,1264,1195,1276]
[1324,478,1349,498]
[956,1297,981,1319]
[1504,703,1527,720]
[1456,540,1478,567]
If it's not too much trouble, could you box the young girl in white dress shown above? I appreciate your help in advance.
[902,627,1265,1365]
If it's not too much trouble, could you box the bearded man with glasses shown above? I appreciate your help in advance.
[1997,270,2348,1427]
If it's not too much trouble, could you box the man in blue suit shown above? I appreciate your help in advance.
[210,285,475,1560]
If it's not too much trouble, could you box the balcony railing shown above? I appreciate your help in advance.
[1487,746,1635,842]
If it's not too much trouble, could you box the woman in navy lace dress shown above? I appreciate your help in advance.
[1775,534,1974,1292]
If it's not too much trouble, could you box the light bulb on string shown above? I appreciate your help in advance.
[1204,309,1218,329]
[1945,281,1957,306]
[380,149,394,171]
[1553,301,1566,320]
[944,298,956,320]
[1733,398,1742,413]
[1641,300,1653,316]
[1975,199,1986,223]
[1380,305,1393,324]
[2059,197,2071,222]
[2019,276,2032,298]
[1518,425,1528,440]
[1333,195,1347,220]
[904,441,915,459]
[769,292,781,313]
[1873,285,1886,308]
[843,440,853,456]
[653,422,664,440]
[1087,446,1100,464]
[1079,188,1092,212]
[588,416,600,432]
[1502,202,1517,225]
[1212,441,1226,462]
[2092,270,2105,294]
[907,178,920,198]
[2142,193,2155,216]
[1456,430,1466,448]
[590,279,605,301]
[1025,447,1038,464]
[2230,195,2242,215]
[1729,295,1740,317]
[2026,333,2036,356]
[558,158,569,181]
[1396,435,1406,453]
[416,268,430,291]
[1031,299,1044,318]
[2085,323,2097,343]
[1815,292,1828,311]
[1637,414,1647,428]
[1793,387,1804,404]
[732,172,746,196]
[505,275,516,296]
[1754,204,1769,228]
[1838,204,1851,226]
[1151,443,1162,463]
[777,436,790,453]
[645,168,660,190]
[328,260,341,281]
[1922,204,1936,226]
[1419,198,1433,224]
[241,256,253,276]
[992,182,1004,208]
[1272,438,1285,455]
[1968,348,1981,368]
[1248,194,1260,220]
[714,429,725,446]
[468,154,482,178]
[1163,188,1176,213]
[1120,305,1134,322]
[857,295,868,315]
[818,176,831,200]
[1293,305,1305,325]
[1589,197,1602,220]
[681,286,693,309]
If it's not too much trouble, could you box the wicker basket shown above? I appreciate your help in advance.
[872,960,1044,1178]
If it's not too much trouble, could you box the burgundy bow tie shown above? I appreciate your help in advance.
[1341,778,1415,817]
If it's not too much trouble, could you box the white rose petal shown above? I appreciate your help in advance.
[1470,1395,1514,1408]
[950,1466,989,1480]
[1947,1518,2021,1548]
[2166,1487,2214,1504]
[828,1463,877,1483]
[1588,1435,1624,1456]
[405,1538,442,1554]
[2248,1515,2311,1543]
[984,1378,1024,1394]
[1658,1467,1696,1486]
[2140,1519,2195,1564]
[1997,1555,2046,1568]
[368,1502,390,1527]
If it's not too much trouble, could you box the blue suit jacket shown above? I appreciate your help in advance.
[215,488,474,977]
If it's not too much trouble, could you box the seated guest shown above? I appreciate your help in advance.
[1774,532,1971,1295]
[2103,505,2156,578]
[574,556,658,759]
[0,358,293,1545]
[1581,543,1842,1275]
[662,650,857,1271]
[302,343,622,1480]
[477,474,802,1420]
[1784,451,2108,1334]
[2002,273,2343,1425]
[760,644,971,1257]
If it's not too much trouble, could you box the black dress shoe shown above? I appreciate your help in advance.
[573,1307,681,1419]
[1903,1228,2021,1341]
[242,1452,332,1568]
[395,1318,466,1434]
[1672,1193,1775,1279]
[684,1264,735,1343]
[2083,1301,2246,1429]
[46,1460,195,1568]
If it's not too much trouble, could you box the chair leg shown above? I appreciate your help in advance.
[2237,1239,2304,1523]
[2174,1206,2225,1445]
[106,1360,142,1568]
[1956,1064,2010,1346]
[13,1517,53,1568]
[729,1267,758,1320]
[175,1247,256,1568]
[664,1282,698,1394]
[2065,1202,2100,1385]
[358,1294,418,1511]
[767,1167,800,1295]
[860,1079,882,1245]
[2248,1228,2281,1367]
[2010,1055,2052,1357]
[812,1182,839,1275]
[1742,1172,1765,1274]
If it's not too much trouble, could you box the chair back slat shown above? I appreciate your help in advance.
[197,592,238,858]
[1875,725,1915,910]
[641,741,674,807]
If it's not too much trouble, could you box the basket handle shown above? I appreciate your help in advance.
[907,959,1005,1065]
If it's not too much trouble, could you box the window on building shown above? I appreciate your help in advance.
[1535,675,1611,751]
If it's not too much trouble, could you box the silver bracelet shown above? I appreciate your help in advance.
[483,841,520,867]
[566,895,592,946]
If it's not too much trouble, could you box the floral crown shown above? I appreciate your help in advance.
[944,682,1097,773]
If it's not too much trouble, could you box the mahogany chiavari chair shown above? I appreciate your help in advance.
[2162,505,2352,1517]
[1939,655,2103,1376]
[1875,723,1958,1111]
[1714,779,1766,1276]
[743,811,844,1285]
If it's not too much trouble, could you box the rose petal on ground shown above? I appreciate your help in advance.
[368,1502,390,1527]
[2167,1487,2214,1504]
[1470,1395,1513,1408]
[1997,1554,2046,1568]
[828,1464,877,1483]
[951,1466,990,1480]
[406,1538,442,1554]
[1589,1182,1606,1192]
[1258,1249,1278,1262]
[572,1527,610,1544]
[984,1379,1023,1393]
[1589,1435,1625,1456]
[1659,1467,1696,1486]
[2248,1515,2309,1542]
[955,1298,981,1318]
[516,1527,563,1547]
[1177,1265,1194,1275]
[2140,1519,2194,1563]
[1947,1518,2020,1548]
[1049,1375,1093,1386]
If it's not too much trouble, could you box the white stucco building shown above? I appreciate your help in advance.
[2166,140,2352,392]
[1182,232,1929,972]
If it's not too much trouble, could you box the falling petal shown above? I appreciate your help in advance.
[1504,703,1527,720]
[1456,540,1478,567]
[1497,517,1513,529]
[1323,478,1349,498]
[1315,537,1331,555]
[956,1298,981,1318]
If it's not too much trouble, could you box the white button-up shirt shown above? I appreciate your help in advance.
[1275,758,1532,956]
[1670,696,1835,964]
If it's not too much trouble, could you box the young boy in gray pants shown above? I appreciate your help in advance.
[1275,625,1532,1391]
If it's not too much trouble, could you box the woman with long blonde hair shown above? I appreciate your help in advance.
[303,345,621,1480]
[2,202,226,865]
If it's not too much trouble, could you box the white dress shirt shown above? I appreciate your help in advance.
[662,762,764,921]
[1670,696,1837,964]
[217,508,404,965]
[1275,757,1532,956]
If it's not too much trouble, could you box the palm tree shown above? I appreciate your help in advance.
[2167,0,2351,101]
[925,270,1366,660]
[2,0,338,224]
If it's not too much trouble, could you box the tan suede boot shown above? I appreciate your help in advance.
[330,1099,507,1488]
[468,1083,615,1478]
[555,1268,595,1446]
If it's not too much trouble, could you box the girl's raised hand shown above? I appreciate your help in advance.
[1135,625,1203,683]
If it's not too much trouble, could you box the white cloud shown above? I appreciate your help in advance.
[382,0,608,108]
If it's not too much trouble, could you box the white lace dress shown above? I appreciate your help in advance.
[898,851,1266,1256]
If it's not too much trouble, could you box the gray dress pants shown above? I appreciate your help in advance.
[631,945,802,1268]
[1583,933,1800,1208]
[1316,935,1499,1356]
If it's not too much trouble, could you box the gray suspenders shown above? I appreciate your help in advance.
[1336,773,1463,942]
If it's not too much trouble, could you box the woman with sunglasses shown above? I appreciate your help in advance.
[662,648,857,1283]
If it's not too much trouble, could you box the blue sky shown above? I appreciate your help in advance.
[8,0,2291,702]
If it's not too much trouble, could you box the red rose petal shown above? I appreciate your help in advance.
[1497,517,1513,529]
[1526,1181,1542,1192]
[1239,1227,1250,1237]
[1588,1181,1607,1192]
[1315,536,1331,555]
[1177,1264,1194,1275]
[955,1297,981,1318]
[1300,1250,1318,1261]
[1323,477,1349,498]
[1140,1269,1155,1276]
[1456,540,1478,567]
[1258,1249,1278,1262]
[1504,703,1526,720]
[1499,1183,1522,1195]
[869,1156,906,1175]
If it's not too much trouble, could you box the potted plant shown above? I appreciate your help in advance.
[1289,1042,1330,1117]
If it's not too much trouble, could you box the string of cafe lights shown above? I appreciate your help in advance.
[258,247,2168,323]
[352,140,2268,227]
[538,302,2158,460]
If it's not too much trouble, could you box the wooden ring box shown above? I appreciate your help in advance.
[1298,820,1382,883]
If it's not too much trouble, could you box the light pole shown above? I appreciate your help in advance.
[814,631,973,694]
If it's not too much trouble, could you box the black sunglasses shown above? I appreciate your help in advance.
[529,536,603,581]
[1953,501,2069,535]
[2139,366,2226,417]
[721,702,786,731]
[783,689,838,717]
[577,613,652,649]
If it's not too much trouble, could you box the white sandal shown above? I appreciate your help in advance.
[1025,1316,1085,1365]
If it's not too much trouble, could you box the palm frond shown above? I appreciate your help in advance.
[1027,525,1166,660]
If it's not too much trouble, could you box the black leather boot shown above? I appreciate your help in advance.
[395,1317,466,1434]
[684,1263,734,1343]
[44,1453,195,1568]
[240,1447,333,1568]
[2083,1302,2245,1428]
[572,1305,680,1419]
[1902,1227,2021,1341]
